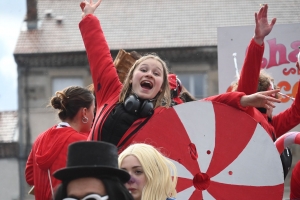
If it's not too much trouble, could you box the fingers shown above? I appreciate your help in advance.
[95,0,102,7]
[262,4,268,19]
[80,2,86,11]
[265,95,281,103]
[270,18,277,28]
[254,13,258,24]
[265,98,276,108]
[257,6,263,19]
[260,89,280,96]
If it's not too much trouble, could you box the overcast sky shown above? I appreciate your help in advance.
[0,0,26,111]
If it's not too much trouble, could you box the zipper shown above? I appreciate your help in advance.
[91,104,107,140]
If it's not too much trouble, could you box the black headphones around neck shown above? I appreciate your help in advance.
[124,94,154,118]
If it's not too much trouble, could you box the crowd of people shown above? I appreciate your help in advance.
[25,0,300,199]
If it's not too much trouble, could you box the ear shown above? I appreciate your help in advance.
[82,107,87,117]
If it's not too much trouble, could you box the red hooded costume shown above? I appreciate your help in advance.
[25,125,88,200]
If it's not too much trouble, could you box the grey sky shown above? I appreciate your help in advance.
[0,0,26,111]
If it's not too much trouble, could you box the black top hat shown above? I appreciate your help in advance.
[53,141,130,183]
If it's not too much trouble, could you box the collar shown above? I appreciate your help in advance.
[56,122,71,128]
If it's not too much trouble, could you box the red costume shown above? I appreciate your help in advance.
[79,15,248,148]
[25,125,87,200]
[79,15,165,145]
[290,161,300,199]
[235,38,300,139]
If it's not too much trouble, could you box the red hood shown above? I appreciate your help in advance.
[168,74,183,104]
[35,126,77,170]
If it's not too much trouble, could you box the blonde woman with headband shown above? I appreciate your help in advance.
[119,143,177,200]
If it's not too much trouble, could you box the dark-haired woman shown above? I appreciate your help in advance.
[25,86,95,200]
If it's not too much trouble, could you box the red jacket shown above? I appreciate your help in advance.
[290,161,300,199]
[25,126,87,200]
[79,15,165,147]
[236,38,300,139]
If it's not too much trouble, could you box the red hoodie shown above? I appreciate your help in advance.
[25,125,88,200]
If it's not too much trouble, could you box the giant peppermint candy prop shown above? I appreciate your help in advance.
[275,131,300,154]
[122,101,284,199]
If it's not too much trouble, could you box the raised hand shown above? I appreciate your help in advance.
[80,0,102,19]
[240,89,281,109]
[254,4,276,45]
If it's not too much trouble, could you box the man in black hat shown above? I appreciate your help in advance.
[53,141,133,200]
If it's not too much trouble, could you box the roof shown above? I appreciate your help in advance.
[0,111,18,143]
[14,0,300,54]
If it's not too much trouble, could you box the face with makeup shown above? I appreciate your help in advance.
[120,155,147,200]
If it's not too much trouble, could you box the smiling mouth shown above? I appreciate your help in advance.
[140,81,153,89]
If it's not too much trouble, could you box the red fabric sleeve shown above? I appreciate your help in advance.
[79,14,122,108]
[237,38,264,95]
[290,161,300,199]
[202,92,248,111]
[25,150,34,185]
[272,80,300,138]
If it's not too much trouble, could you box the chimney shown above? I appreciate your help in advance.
[26,0,38,30]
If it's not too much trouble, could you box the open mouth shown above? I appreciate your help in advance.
[140,80,153,89]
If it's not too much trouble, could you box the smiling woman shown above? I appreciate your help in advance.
[79,0,171,146]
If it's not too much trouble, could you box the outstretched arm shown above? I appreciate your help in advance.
[237,4,276,95]
[272,62,300,137]
[79,0,122,106]
[203,89,281,111]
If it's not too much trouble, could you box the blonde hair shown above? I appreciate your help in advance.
[118,143,177,200]
[119,54,171,109]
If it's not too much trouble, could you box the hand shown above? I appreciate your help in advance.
[240,89,281,109]
[253,4,276,45]
[80,0,102,19]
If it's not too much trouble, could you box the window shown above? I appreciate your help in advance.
[52,77,83,95]
[177,73,207,99]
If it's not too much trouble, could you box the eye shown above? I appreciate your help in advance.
[154,72,160,76]
[135,170,143,175]
[140,68,147,72]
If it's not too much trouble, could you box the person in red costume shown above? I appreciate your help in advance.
[79,0,281,149]
[233,4,300,141]
[25,86,95,200]
[290,160,300,200]
[229,4,300,179]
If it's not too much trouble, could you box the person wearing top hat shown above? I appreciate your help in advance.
[53,141,133,200]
